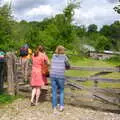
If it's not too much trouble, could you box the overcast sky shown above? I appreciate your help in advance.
[1,0,120,28]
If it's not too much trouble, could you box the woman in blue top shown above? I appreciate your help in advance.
[50,45,70,113]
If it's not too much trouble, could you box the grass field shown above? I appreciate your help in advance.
[65,56,120,88]
[69,56,120,66]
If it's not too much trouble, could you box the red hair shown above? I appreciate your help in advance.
[34,45,44,57]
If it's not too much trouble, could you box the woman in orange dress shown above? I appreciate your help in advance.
[30,46,49,106]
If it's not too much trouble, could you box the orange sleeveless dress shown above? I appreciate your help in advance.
[30,53,47,87]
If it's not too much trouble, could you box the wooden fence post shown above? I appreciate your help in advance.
[93,80,98,99]
[6,52,17,95]
[94,80,98,88]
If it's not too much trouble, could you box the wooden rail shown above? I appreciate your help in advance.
[71,66,120,72]
[66,76,120,83]
[5,53,120,112]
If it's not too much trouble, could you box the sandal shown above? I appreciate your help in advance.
[31,102,35,106]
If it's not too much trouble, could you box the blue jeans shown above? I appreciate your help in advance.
[51,77,65,108]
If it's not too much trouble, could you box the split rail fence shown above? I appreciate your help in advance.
[5,52,120,112]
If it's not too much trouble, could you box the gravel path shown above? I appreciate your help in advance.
[0,98,120,120]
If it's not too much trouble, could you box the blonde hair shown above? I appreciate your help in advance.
[55,45,65,54]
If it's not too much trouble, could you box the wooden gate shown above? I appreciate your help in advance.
[6,52,31,95]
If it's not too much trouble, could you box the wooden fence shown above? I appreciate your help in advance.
[66,66,120,105]
[5,52,120,112]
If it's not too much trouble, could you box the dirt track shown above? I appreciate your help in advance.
[0,98,120,120]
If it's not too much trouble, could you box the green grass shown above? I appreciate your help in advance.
[98,82,120,88]
[81,81,94,87]
[65,70,97,77]
[66,56,120,78]
[66,56,120,88]
[69,56,119,67]
[105,55,120,66]
[0,93,20,105]
[101,72,120,79]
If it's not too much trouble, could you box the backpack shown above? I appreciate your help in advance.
[64,56,71,70]
[20,47,28,57]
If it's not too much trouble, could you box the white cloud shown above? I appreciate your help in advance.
[1,0,120,27]
[73,0,120,28]
[26,5,54,16]
[10,0,67,21]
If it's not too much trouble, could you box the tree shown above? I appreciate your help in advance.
[88,24,98,33]
[114,4,120,14]
[1,2,119,53]
[110,21,120,39]
[75,25,87,37]
[100,25,111,37]
[100,21,120,51]
[0,4,13,50]
[95,35,111,51]
[63,3,76,24]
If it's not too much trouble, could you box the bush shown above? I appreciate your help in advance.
[105,55,120,63]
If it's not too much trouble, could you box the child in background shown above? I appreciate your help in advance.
[50,45,70,113]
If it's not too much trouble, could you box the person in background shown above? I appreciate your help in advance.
[0,49,6,93]
[20,44,29,59]
[27,48,32,59]
[50,45,70,113]
[30,45,49,106]
[19,44,30,83]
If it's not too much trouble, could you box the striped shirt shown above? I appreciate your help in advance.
[50,54,68,78]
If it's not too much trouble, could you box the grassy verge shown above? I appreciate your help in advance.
[0,93,21,106]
